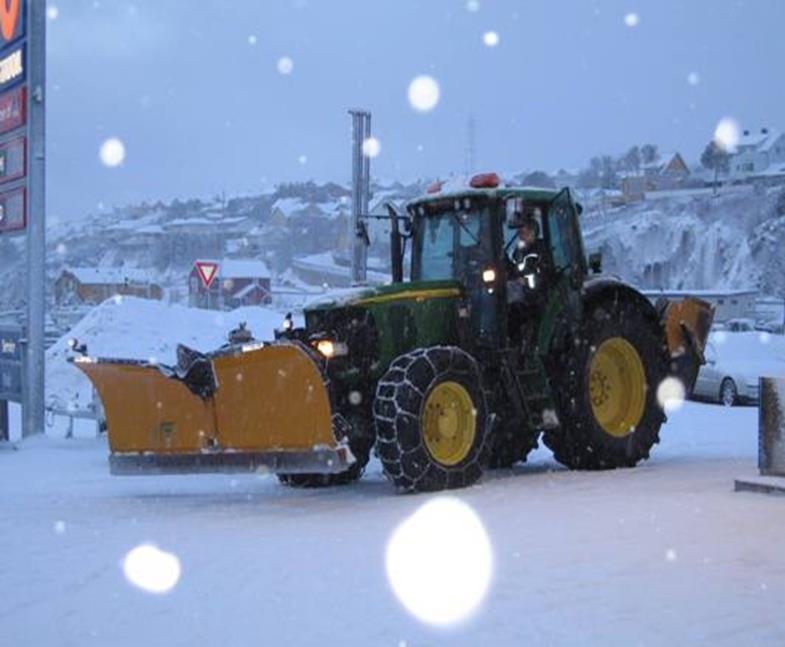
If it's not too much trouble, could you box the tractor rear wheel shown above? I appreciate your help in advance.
[373,346,489,492]
[543,295,669,470]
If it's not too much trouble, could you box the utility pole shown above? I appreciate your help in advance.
[349,109,371,285]
[465,115,477,176]
[23,0,46,438]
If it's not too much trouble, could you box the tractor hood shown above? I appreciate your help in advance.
[304,280,462,313]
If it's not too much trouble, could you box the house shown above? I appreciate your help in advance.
[55,267,163,305]
[730,127,785,180]
[641,152,691,190]
[189,258,272,310]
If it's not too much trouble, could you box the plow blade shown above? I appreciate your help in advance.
[660,296,715,393]
[71,343,353,475]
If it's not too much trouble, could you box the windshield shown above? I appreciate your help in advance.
[414,206,487,281]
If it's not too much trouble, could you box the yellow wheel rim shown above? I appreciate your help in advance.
[589,337,647,438]
[423,381,477,466]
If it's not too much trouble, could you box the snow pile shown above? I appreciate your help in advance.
[45,297,290,413]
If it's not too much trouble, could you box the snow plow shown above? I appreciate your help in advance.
[71,178,713,492]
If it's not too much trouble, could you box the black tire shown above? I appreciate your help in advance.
[543,295,669,470]
[720,378,737,407]
[277,416,372,488]
[373,346,489,493]
[486,418,539,468]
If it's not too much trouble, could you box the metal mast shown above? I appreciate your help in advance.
[349,109,370,285]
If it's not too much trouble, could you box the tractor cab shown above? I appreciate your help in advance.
[403,176,586,350]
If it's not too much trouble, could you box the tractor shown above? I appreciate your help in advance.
[72,174,712,493]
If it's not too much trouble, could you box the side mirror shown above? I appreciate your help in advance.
[588,252,603,274]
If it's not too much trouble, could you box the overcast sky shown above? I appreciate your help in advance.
[46,0,785,220]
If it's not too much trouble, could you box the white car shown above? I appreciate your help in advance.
[691,342,759,406]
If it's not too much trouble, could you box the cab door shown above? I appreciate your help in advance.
[546,188,586,286]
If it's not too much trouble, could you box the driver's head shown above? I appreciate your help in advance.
[518,216,539,245]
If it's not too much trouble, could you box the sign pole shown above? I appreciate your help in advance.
[23,0,44,438]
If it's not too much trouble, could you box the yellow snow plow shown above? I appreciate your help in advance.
[71,342,355,476]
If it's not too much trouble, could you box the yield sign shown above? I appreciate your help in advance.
[195,261,219,289]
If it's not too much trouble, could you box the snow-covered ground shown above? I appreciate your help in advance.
[1,402,784,646]
[3,299,785,645]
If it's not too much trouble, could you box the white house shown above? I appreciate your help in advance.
[730,127,785,179]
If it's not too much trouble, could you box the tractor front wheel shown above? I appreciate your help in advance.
[373,346,489,492]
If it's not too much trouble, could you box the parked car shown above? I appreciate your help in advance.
[692,343,759,406]
[724,318,756,332]
[755,320,785,335]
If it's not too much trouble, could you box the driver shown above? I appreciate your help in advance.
[506,208,547,348]
[507,209,547,279]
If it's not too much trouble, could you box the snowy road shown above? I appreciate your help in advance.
[2,402,784,646]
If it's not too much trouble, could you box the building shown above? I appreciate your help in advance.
[54,267,163,305]
[189,258,272,310]
[731,128,785,179]
[641,152,691,190]
[641,288,757,324]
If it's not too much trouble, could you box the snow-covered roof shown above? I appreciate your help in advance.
[271,197,307,218]
[232,283,268,299]
[63,267,155,286]
[195,258,271,279]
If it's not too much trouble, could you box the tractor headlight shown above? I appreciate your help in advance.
[315,339,348,358]
[482,268,496,284]
[281,313,294,332]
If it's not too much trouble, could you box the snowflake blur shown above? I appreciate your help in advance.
[657,377,686,413]
[466,0,480,12]
[123,543,181,595]
[385,497,493,627]
[277,56,294,75]
[624,12,640,28]
[714,117,741,153]
[687,72,700,86]
[99,138,126,168]
[408,75,440,113]
[483,31,499,47]
[362,136,381,158]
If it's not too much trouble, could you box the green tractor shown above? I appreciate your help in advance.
[73,174,712,493]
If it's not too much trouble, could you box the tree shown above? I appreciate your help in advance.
[700,141,730,194]
[521,170,556,188]
[599,155,619,189]
[621,146,642,176]
[641,144,659,165]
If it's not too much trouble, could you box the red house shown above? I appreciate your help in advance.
[189,259,272,310]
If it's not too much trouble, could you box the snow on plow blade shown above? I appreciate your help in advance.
[660,296,714,392]
[71,343,353,476]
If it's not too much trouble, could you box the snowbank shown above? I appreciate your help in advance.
[45,297,291,413]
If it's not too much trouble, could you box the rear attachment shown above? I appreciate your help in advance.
[70,341,354,476]
[659,296,714,393]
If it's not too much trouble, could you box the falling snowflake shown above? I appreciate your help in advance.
[665,548,678,562]
[56,243,67,255]
[385,497,493,627]
[483,31,499,47]
[466,0,480,12]
[687,72,700,86]
[362,136,381,158]
[657,377,686,413]
[123,544,181,594]
[277,56,294,75]
[298,154,308,165]
[53,520,66,534]
[624,12,640,27]
[408,75,440,113]
[248,34,258,46]
[714,117,740,153]
[99,138,126,167]
[47,5,59,20]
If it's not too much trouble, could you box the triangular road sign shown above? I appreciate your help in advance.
[195,261,219,289]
